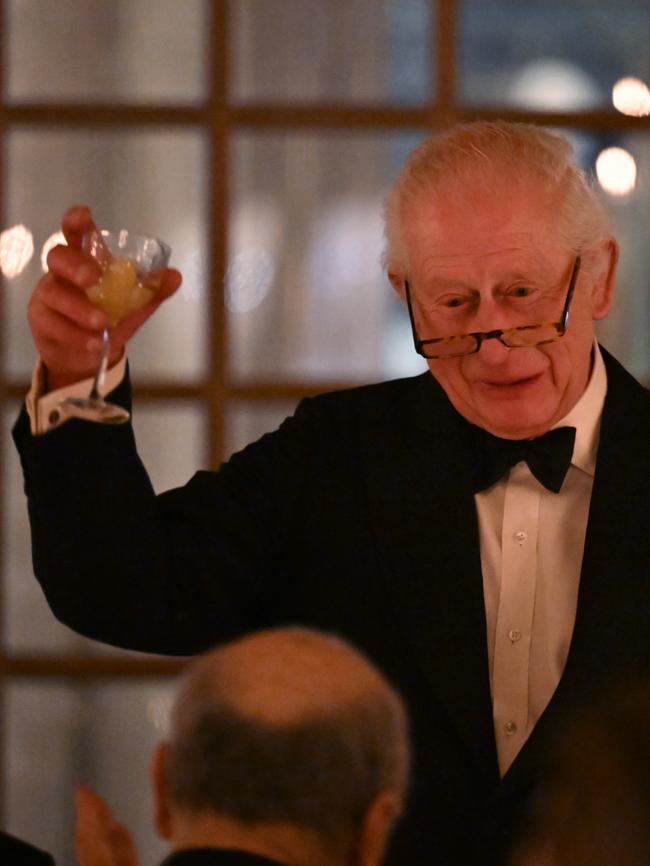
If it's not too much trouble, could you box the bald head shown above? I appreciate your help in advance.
[165,628,410,857]
[177,627,399,726]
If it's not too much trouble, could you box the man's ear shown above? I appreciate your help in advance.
[151,742,173,840]
[590,237,619,320]
[355,791,401,866]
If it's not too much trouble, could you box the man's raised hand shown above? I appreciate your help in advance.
[28,205,182,391]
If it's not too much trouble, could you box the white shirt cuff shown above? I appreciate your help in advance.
[25,355,128,435]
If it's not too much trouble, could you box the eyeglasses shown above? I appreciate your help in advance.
[404,257,581,360]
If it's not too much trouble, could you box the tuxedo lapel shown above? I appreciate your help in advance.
[565,349,650,678]
[494,348,650,798]
[359,373,498,784]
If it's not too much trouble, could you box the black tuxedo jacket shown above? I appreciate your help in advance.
[0,831,55,866]
[161,847,286,866]
[13,347,650,866]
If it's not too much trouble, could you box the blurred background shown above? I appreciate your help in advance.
[1,1,649,863]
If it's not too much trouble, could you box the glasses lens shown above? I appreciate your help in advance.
[422,334,478,358]
[502,324,560,348]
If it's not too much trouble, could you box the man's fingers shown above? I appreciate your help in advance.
[75,784,113,826]
[106,823,139,866]
[62,205,97,249]
[109,268,183,345]
[29,279,115,387]
[27,208,183,391]
[34,273,107,331]
[31,306,109,386]
[75,786,139,866]
[29,267,179,385]
[75,784,115,865]
[36,311,102,363]
[46,245,101,289]
[109,303,160,347]
[157,268,183,301]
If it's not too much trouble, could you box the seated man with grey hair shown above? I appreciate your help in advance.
[75,627,410,866]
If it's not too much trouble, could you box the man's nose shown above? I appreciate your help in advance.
[470,297,508,333]
[475,333,511,364]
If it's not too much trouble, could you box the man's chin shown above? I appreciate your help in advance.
[475,407,557,439]
[442,378,562,439]
[466,393,560,439]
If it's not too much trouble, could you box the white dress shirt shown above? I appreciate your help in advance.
[477,343,607,774]
[26,354,127,434]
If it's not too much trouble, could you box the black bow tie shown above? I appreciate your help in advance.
[470,425,576,494]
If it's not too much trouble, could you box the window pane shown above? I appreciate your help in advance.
[4,129,208,382]
[5,679,176,866]
[225,400,300,459]
[132,402,206,488]
[228,131,428,382]
[3,402,204,652]
[584,131,650,382]
[5,0,208,104]
[460,0,650,109]
[231,0,433,105]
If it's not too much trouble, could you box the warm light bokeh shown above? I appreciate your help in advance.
[595,147,637,196]
[0,224,34,278]
[612,76,650,116]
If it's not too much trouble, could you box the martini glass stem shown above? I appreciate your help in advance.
[89,327,110,401]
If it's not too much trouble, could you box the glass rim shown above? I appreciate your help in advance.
[95,228,171,259]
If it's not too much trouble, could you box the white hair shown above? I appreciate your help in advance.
[383,121,611,278]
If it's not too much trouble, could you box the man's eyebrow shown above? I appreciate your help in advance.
[420,270,543,291]
[418,255,559,288]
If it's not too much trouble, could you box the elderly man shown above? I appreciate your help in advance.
[13,121,650,865]
[73,627,409,866]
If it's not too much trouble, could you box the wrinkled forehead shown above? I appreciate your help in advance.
[417,242,560,288]
[401,178,567,276]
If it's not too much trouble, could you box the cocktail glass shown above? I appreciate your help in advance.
[60,228,171,424]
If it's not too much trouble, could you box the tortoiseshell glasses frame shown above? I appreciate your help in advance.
[404,257,581,360]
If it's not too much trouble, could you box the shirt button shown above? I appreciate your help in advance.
[48,409,60,425]
[514,530,527,544]
[508,629,522,643]
[504,720,518,736]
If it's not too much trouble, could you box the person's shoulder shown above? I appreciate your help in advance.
[0,831,55,866]
[601,346,650,407]
[219,372,449,471]
[161,846,286,866]
[599,348,650,461]
[271,371,456,447]
[221,373,442,466]
[302,371,441,416]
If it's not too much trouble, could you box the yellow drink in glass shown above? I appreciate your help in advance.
[85,257,161,326]
[59,227,171,424]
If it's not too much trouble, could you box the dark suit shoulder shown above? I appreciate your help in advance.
[302,371,442,414]
[278,371,453,449]
[215,372,441,477]
[0,831,55,866]
[599,346,650,464]
[161,847,286,866]
[600,345,650,409]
